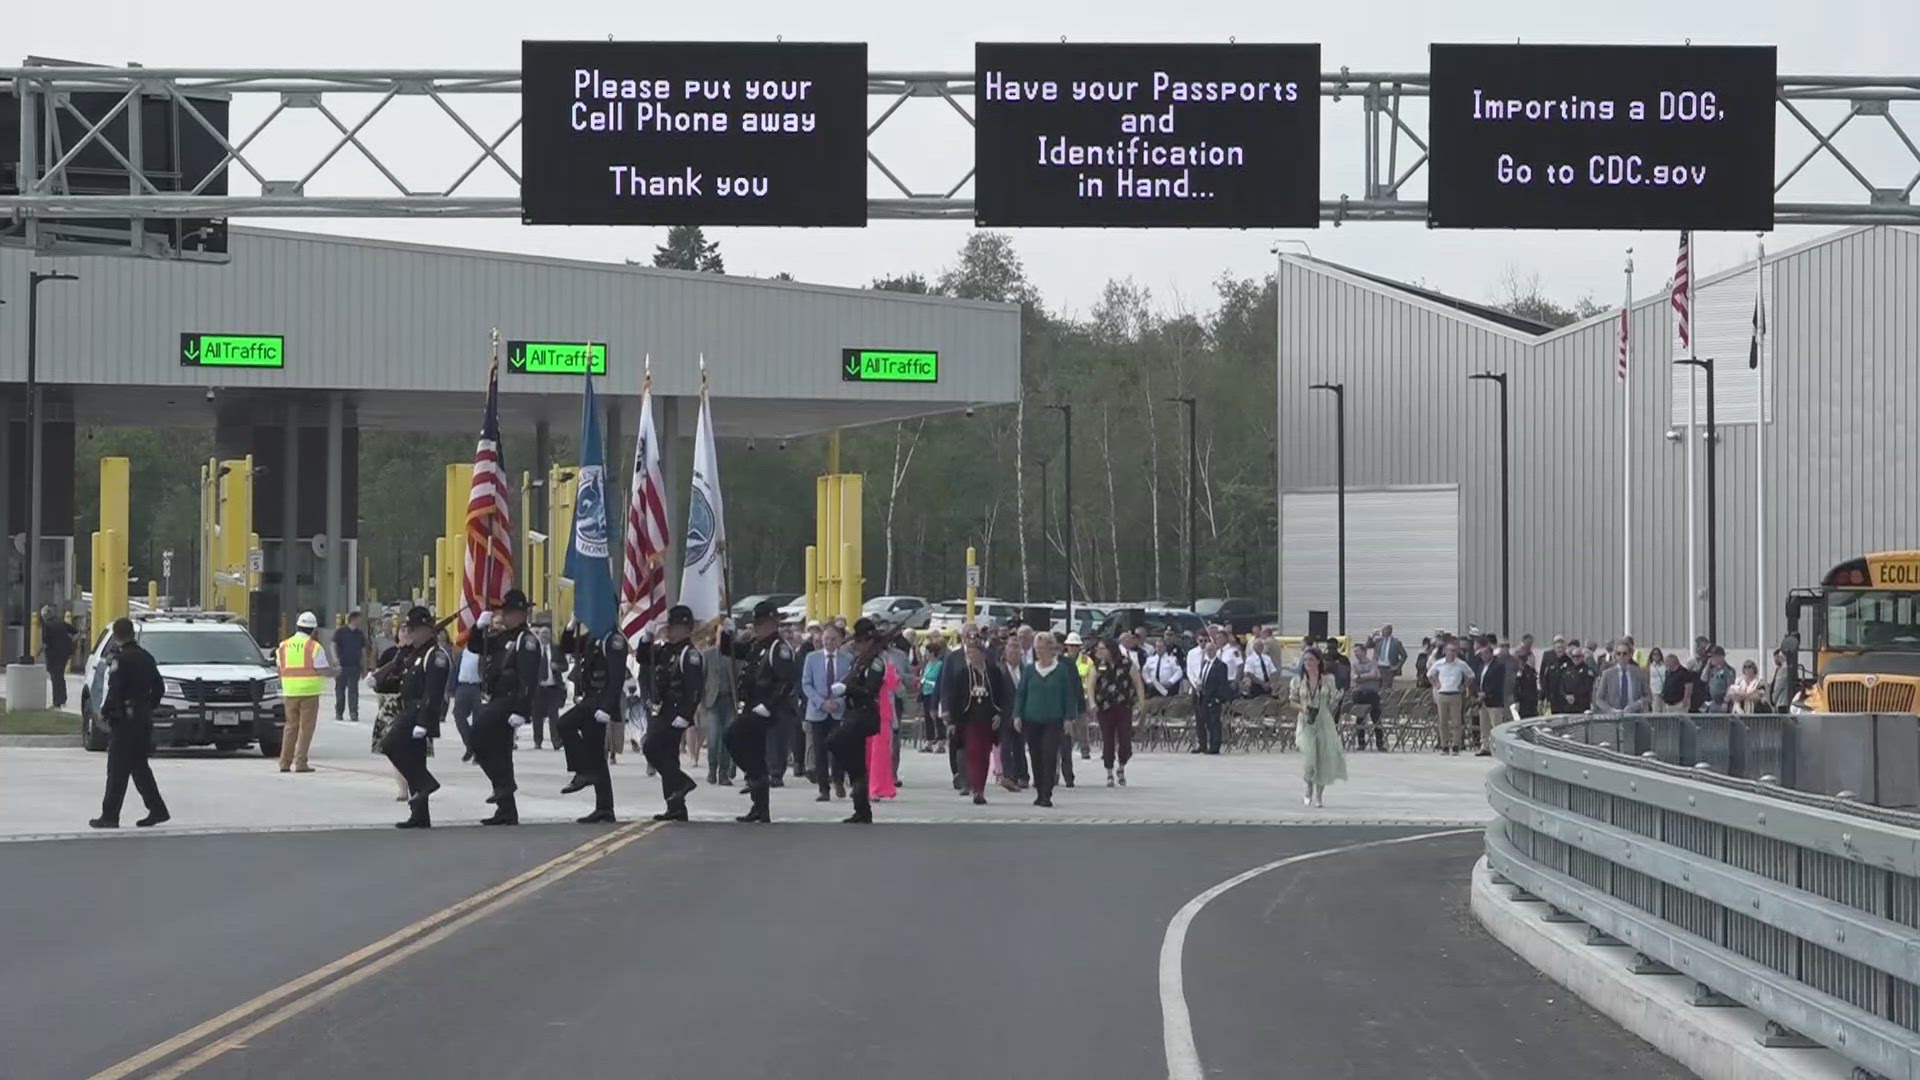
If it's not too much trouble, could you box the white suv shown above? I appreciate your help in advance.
[81,612,286,756]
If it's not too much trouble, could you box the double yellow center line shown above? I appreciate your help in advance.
[92,820,661,1079]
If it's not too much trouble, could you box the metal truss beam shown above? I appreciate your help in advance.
[5,65,1920,229]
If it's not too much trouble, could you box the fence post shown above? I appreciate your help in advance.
[1728,718,1749,778]
[1781,716,1800,790]
[1679,717,1699,767]
[1630,717,1653,757]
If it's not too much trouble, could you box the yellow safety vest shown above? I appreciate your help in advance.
[277,634,324,697]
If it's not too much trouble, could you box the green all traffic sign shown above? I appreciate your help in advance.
[842,348,939,383]
[180,332,285,369]
[507,340,607,376]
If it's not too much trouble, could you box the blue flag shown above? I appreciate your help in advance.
[565,372,617,637]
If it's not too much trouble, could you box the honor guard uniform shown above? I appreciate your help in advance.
[638,604,703,821]
[728,600,800,823]
[474,589,542,825]
[383,606,450,828]
[90,617,171,829]
[557,620,629,824]
[827,618,889,825]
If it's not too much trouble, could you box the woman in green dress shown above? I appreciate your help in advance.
[1290,650,1348,807]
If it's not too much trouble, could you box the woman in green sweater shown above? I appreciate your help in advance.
[1014,632,1086,808]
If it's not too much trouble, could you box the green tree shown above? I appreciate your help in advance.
[652,225,725,273]
[869,272,930,294]
[1491,268,1606,329]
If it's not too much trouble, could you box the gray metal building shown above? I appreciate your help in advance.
[0,226,1020,631]
[1276,225,1920,651]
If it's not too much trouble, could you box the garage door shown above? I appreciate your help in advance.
[1280,486,1459,637]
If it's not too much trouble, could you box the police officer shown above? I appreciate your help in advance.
[383,606,450,829]
[729,600,799,824]
[557,617,628,824]
[827,617,889,825]
[639,605,703,821]
[90,617,170,829]
[474,589,542,825]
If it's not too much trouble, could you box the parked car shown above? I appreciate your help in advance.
[1048,604,1111,639]
[862,595,931,630]
[1192,597,1278,636]
[730,593,800,623]
[1098,607,1210,650]
[81,611,285,756]
[926,598,1020,634]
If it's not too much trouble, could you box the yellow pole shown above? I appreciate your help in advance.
[840,472,863,619]
[519,470,531,589]
[827,429,841,474]
[813,478,830,621]
[200,459,217,607]
[100,456,130,547]
[804,545,818,624]
[147,579,158,610]
[443,464,471,621]
[90,530,104,631]
[420,554,432,607]
[965,545,978,623]
[840,542,857,621]
[821,476,841,619]
[548,463,575,629]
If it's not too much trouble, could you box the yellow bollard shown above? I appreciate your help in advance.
[965,546,978,624]
[803,545,818,626]
[148,579,158,610]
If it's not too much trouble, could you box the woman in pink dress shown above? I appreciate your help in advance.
[868,662,901,799]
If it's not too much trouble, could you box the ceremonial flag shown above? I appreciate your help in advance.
[565,366,617,637]
[1748,264,1767,369]
[620,365,670,643]
[458,346,515,647]
[678,362,728,622]
[1615,307,1629,382]
[1670,231,1692,350]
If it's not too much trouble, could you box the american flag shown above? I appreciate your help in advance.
[1616,307,1629,383]
[457,352,515,647]
[1670,231,1692,350]
[621,373,671,645]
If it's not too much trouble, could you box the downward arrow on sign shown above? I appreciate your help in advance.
[845,357,863,376]
[509,348,527,370]
[183,340,201,361]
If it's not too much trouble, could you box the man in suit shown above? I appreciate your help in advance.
[801,623,851,801]
[1374,623,1407,689]
[1591,642,1652,714]
[1192,638,1233,755]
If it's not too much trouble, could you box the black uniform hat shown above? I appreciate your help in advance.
[752,599,783,623]
[667,604,696,627]
[851,617,879,642]
[404,605,435,629]
[499,588,531,611]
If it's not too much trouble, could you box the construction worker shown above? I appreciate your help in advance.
[277,611,334,773]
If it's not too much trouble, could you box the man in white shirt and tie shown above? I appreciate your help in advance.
[1426,641,1476,756]
[1145,638,1185,697]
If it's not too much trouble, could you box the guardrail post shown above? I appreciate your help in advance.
[1690,982,1740,1007]
[1679,717,1699,767]
[1630,717,1652,756]
[1781,716,1800,790]
[1728,718,1749,777]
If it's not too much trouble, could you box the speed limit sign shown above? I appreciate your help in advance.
[965,564,981,589]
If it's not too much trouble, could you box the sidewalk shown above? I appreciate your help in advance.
[0,678,1496,838]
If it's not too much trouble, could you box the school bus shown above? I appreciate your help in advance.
[1786,551,1920,713]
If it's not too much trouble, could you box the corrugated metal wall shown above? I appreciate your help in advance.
[0,227,1021,406]
[1277,226,1920,651]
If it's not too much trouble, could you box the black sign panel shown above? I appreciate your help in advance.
[520,40,867,226]
[975,43,1320,227]
[1428,44,1776,230]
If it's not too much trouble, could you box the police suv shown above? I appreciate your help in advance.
[81,611,286,756]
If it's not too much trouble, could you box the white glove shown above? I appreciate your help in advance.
[624,679,639,695]
[752,703,771,718]
[477,611,494,629]
[509,713,527,729]
[639,629,654,644]
[670,716,690,730]
[365,674,378,690]
[594,709,611,724]
[411,725,427,739]
[830,682,846,697]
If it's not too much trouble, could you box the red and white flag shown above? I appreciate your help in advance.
[1615,307,1629,383]
[457,350,515,647]
[1670,231,1692,350]
[621,370,671,645]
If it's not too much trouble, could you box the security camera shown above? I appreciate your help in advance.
[965,405,976,418]
[205,386,216,402]
[747,439,757,452]
[778,439,789,452]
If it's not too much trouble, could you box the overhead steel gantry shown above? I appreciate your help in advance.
[4,63,1920,241]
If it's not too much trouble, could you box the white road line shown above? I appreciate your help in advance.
[1159,827,1485,1080]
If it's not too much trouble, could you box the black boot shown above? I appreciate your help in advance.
[652,802,689,822]
[136,809,171,828]
[842,791,872,824]
[736,787,771,823]
[576,808,617,824]
[397,802,431,829]
[88,817,119,829]
[560,773,592,795]
[480,794,518,825]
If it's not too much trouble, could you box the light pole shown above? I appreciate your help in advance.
[1170,395,1198,609]
[1468,372,1511,639]
[22,269,78,660]
[1036,455,1050,604]
[1676,357,1719,643]
[1308,382,1346,636]
[1046,403,1073,627]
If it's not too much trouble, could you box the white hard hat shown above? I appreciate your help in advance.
[1065,631,1084,646]
[296,610,319,630]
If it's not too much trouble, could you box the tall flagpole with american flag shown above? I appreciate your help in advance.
[457,329,516,647]
[1671,230,1697,643]
[621,354,671,645]
[1619,248,1634,640]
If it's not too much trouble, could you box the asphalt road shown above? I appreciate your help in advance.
[0,826,1691,1080]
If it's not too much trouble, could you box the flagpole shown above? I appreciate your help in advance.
[1683,231,1698,646]
[1623,248,1634,642]
[480,327,502,615]
[1755,238,1768,652]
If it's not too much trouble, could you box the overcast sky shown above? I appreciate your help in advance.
[14,1,1919,315]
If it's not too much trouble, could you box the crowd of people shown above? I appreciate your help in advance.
[84,586,1801,830]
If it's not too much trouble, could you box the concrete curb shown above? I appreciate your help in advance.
[1469,855,1854,1080]
[0,734,82,748]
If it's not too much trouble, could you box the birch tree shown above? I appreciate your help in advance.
[881,419,925,593]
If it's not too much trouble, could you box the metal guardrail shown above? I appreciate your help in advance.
[1486,713,1920,1080]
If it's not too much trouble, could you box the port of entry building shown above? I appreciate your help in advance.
[1275,225,1920,650]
